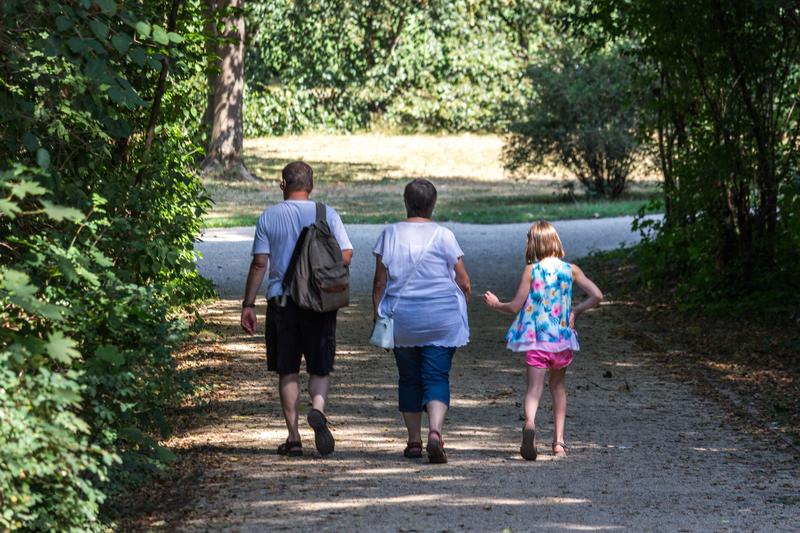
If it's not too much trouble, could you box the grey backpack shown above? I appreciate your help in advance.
[281,202,350,312]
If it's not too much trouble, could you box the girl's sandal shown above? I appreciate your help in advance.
[403,441,423,459]
[552,441,568,458]
[277,440,303,457]
[520,426,537,461]
[426,430,448,464]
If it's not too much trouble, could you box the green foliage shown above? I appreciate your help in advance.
[244,0,568,134]
[587,0,800,308]
[504,44,646,198]
[1,0,214,528]
[1,169,115,531]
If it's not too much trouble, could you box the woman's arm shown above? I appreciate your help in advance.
[570,263,603,327]
[372,255,388,319]
[483,264,533,316]
[453,257,471,303]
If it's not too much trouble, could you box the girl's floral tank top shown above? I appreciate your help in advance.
[505,258,580,353]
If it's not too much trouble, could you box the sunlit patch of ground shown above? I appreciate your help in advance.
[202,134,661,226]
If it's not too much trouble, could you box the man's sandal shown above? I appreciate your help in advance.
[307,408,335,456]
[520,426,537,461]
[426,430,447,464]
[277,440,303,457]
[552,441,568,458]
[403,441,423,459]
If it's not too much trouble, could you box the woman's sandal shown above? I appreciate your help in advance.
[403,441,423,459]
[277,440,303,457]
[552,441,568,458]
[520,426,537,461]
[307,408,335,456]
[426,430,448,464]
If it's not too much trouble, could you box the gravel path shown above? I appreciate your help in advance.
[172,217,800,532]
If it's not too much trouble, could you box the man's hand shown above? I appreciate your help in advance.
[241,307,257,334]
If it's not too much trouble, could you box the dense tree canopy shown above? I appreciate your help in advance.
[585,0,800,305]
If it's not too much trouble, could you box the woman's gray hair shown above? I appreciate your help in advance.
[404,178,437,218]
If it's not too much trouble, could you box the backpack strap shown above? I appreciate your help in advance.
[315,202,326,226]
[279,203,328,307]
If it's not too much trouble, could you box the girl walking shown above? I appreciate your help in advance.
[483,220,603,460]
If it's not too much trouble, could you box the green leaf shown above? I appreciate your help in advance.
[95,0,117,15]
[55,15,73,32]
[134,21,151,39]
[111,32,132,54]
[167,32,183,43]
[129,46,146,66]
[120,426,150,445]
[152,25,169,45]
[46,331,80,364]
[155,445,177,464]
[102,116,132,138]
[36,148,50,169]
[89,19,109,41]
[22,132,39,152]
[107,86,124,104]
[0,198,21,218]
[52,387,82,405]
[40,200,84,222]
[85,59,111,83]
[10,180,47,199]
[95,345,124,366]
[1,269,37,300]
[67,36,86,53]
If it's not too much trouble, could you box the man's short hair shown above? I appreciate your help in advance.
[404,178,437,218]
[282,161,314,193]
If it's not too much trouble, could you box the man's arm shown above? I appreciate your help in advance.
[241,253,269,334]
[342,248,353,266]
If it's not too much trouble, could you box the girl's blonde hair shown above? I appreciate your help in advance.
[526,220,565,263]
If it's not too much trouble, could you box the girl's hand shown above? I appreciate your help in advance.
[483,290,500,308]
[569,311,576,329]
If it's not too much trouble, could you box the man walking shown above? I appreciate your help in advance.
[240,161,353,456]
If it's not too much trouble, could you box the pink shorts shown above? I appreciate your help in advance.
[526,349,573,369]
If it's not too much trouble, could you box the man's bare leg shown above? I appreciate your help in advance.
[309,374,330,412]
[279,373,301,442]
[307,374,335,455]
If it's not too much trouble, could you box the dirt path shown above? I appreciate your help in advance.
[144,223,800,532]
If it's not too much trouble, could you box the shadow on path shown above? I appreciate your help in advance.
[130,296,800,532]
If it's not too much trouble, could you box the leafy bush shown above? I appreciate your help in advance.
[1,0,214,528]
[503,45,646,198]
[1,168,115,530]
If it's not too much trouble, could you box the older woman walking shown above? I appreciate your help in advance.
[372,179,471,463]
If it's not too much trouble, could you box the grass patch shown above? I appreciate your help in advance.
[205,192,659,227]
[204,134,661,227]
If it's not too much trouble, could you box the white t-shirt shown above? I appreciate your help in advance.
[252,200,353,299]
[373,222,469,348]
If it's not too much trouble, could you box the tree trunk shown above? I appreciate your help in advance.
[201,0,255,181]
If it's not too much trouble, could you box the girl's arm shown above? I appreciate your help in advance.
[454,257,471,303]
[483,264,533,315]
[372,255,387,319]
[570,263,603,327]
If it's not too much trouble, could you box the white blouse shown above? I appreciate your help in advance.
[373,222,469,348]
